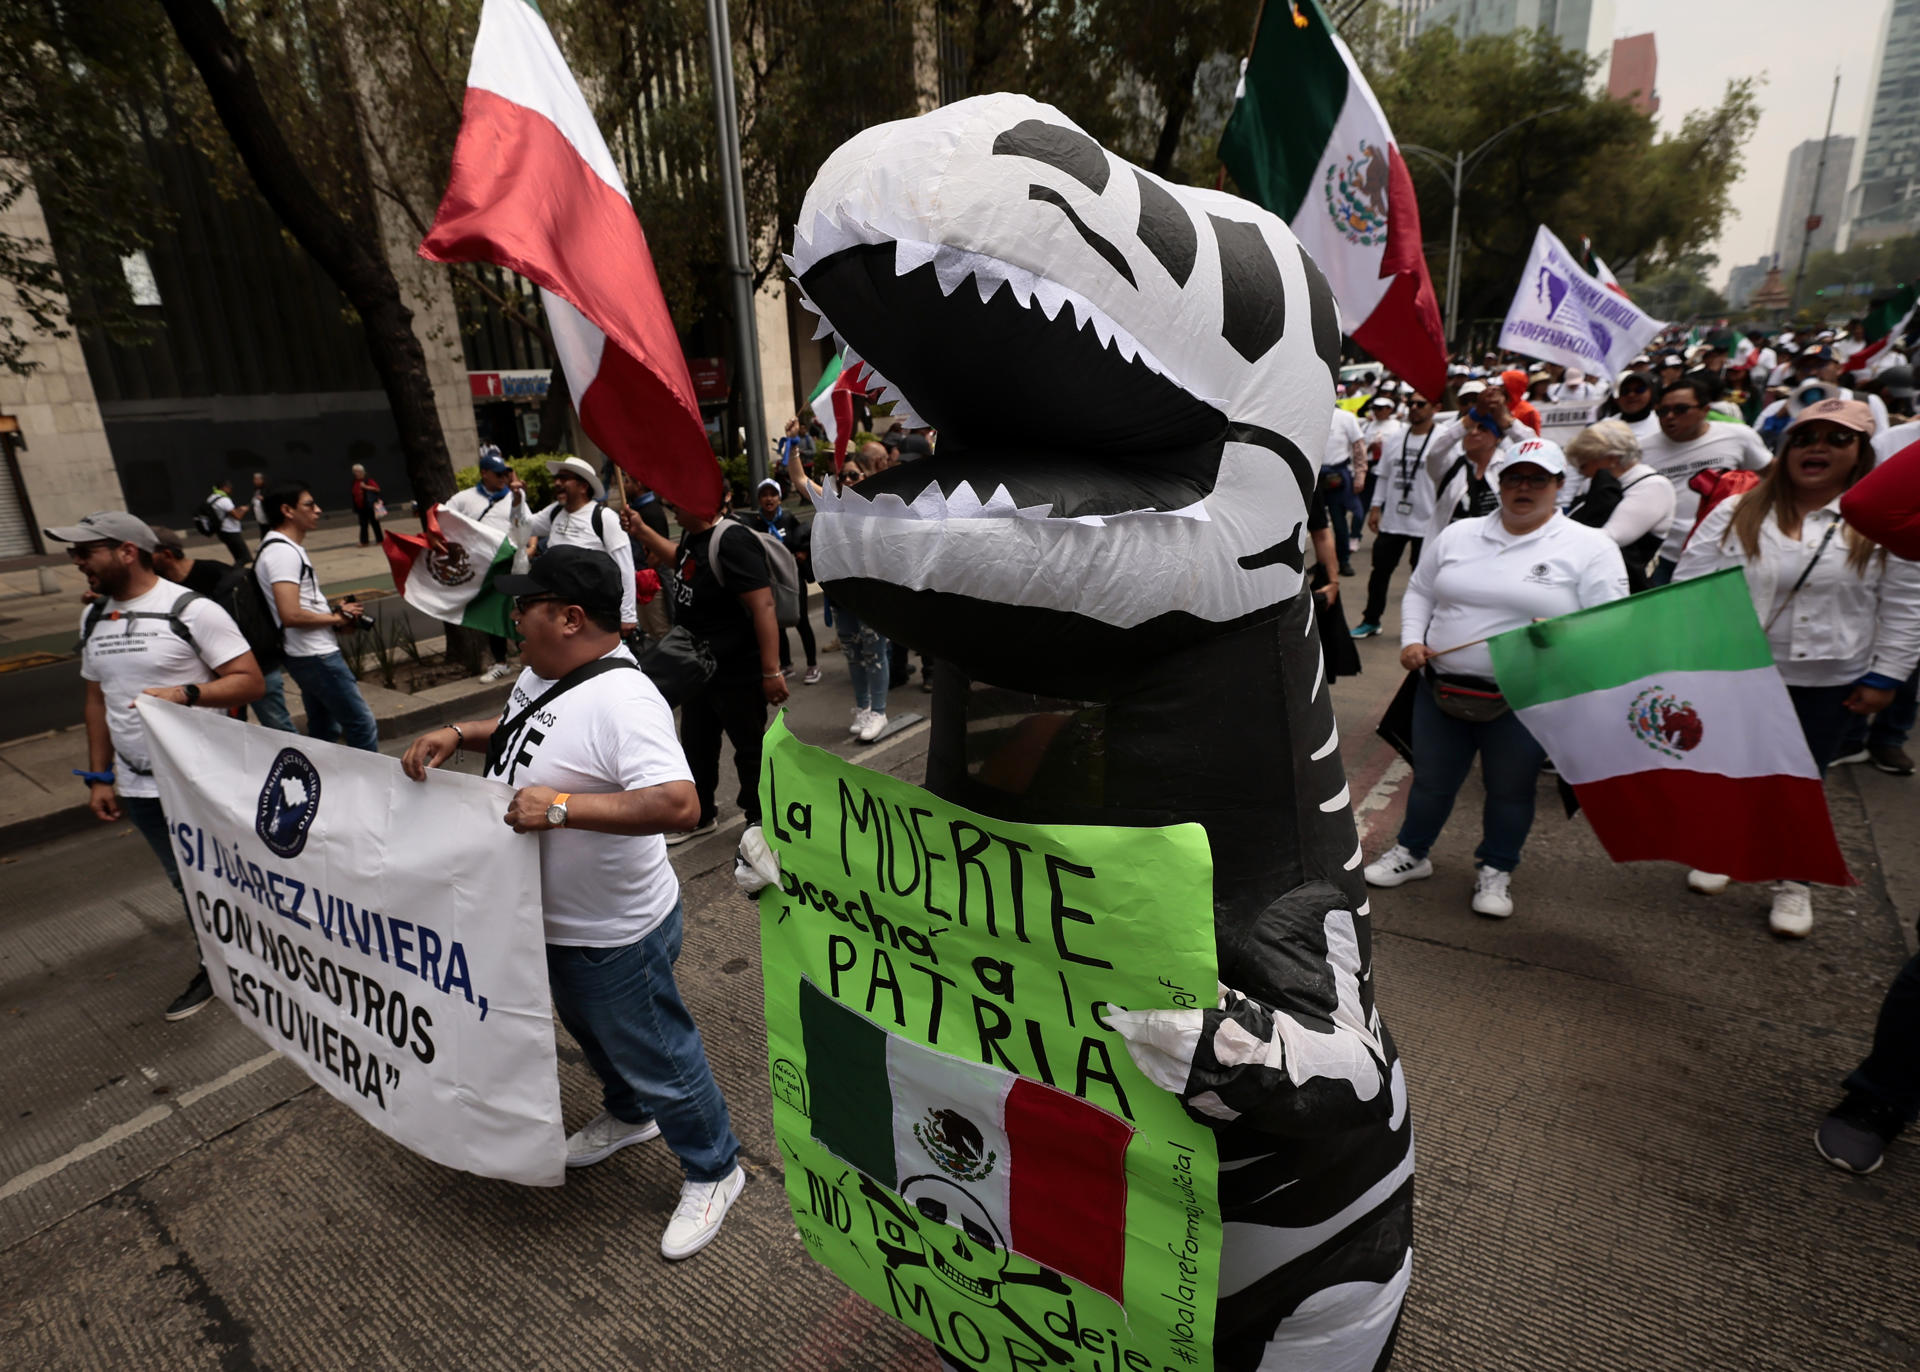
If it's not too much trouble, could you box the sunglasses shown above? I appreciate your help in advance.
[1654,403,1699,418]
[64,541,117,560]
[1498,470,1556,488]
[1786,427,1860,449]
[513,593,561,614]
[1408,399,1432,409]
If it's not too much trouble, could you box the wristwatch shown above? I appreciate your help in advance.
[182,683,201,707]
[545,792,572,829]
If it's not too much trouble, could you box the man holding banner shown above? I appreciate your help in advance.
[401,546,747,1259]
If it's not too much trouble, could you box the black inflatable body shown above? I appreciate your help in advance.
[790,94,1413,1370]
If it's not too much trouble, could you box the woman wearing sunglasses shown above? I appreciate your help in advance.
[1365,438,1629,919]
[1673,399,1920,936]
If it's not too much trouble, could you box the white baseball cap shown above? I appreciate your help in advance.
[1491,437,1569,478]
[1457,380,1488,398]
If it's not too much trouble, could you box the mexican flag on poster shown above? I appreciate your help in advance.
[1487,568,1853,885]
[1217,0,1446,399]
[381,505,517,640]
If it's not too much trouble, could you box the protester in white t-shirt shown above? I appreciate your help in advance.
[1636,380,1773,581]
[1365,439,1628,920]
[1547,367,1606,404]
[256,480,379,751]
[445,451,532,681]
[1563,420,1675,591]
[528,456,637,631]
[208,478,250,565]
[401,545,745,1261]
[52,510,263,1023]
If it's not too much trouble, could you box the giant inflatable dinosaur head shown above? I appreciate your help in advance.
[791,93,1341,697]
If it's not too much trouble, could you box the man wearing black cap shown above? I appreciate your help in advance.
[401,545,746,1260]
[50,510,265,1021]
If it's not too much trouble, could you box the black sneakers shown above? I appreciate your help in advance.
[1814,1093,1905,1174]
[165,966,215,1022]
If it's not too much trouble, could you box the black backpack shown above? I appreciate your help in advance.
[210,562,287,672]
[532,500,607,557]
[190,492,220,537]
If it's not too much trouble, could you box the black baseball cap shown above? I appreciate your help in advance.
[494,544,623,620]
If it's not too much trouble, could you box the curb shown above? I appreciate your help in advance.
[0,678,519,859]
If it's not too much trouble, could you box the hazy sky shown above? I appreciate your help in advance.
[1610,0,1887,286]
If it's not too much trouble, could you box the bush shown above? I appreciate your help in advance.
[448,453,572,510]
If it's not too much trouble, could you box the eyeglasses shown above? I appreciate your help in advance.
[1498,470,1556,488]
[1654,403,1699,418]
[513,593,560,614]
[1786,427,1860,449]
[1408,399,1432,409]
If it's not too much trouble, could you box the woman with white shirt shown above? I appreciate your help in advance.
[1365,438,1630,919]
[1564,420,1675,592]
[1674,399,1920,936]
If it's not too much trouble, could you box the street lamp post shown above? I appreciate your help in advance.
[1402,105,1572,345]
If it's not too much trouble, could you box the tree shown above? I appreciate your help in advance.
[1632,252,1730,324]
[1359,26,1758,340]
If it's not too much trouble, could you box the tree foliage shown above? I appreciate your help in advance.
[1359,24,1758,338]
[1798,233,1920,315]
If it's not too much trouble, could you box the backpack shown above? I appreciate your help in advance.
[710,517,802,627]
[191,492,221,537]
[78,590,205,656]
[211,561,287,672]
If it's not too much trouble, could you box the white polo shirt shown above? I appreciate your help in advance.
[1401,512,1630,680]
[490,647,693,946]
[79,584,251,799]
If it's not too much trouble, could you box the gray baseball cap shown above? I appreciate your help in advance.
[44,510,158,551]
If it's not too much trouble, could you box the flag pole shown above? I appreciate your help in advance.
[704,0,771,490]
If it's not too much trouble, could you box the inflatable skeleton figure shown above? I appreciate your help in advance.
[779,93,1413,1369]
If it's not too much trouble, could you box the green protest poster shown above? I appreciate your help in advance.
[756,716,1222,1371]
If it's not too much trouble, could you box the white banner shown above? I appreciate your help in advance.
[137,699,565,1186]
[1536,400,1600,446]
[1499,226,1663,380]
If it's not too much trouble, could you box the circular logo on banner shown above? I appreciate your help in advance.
[1323,142,1390,247]
[426,542,474,587]
[1627,687,1704,759]
[256,747,322,859]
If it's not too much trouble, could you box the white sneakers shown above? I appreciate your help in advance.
[1686,869,1731,895]
[1769,881,1814,938]
[565,1110,661,1168]
[1363,845,1432,888]
[1363,846,1514,917]
[480,662,514,682]
[856,712,889,743]
[847,707,870,735]
[1471,865,1514,918]
[660,1165,747,1260]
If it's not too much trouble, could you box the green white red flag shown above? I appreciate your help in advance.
[1850,283,1918,370]
[419,0,720,517]
[799,979,1134,1301]
[1217,0,1446,397]
[1487,569,1853,885]
[804,353,871,466]
[382,505,516,639]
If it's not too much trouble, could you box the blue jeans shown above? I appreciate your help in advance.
[1788,683,1859,774]
[838,606,889,714]
[122,794,197,953]
[1396,679,1548,872]
[250,667,296,732]
[1845,948,1920,1129]
[1838,665,1919,754]
[282,651,378,751]
[546,900,740,1183]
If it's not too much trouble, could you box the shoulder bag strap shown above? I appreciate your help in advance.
[483,656,639,781]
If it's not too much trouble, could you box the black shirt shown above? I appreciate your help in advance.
[673,520,771,676]
[178,558,232,596]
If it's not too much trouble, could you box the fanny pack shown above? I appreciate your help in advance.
[1426,668,1509,722]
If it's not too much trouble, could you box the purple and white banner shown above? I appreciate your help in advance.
[1498,226,1663,380]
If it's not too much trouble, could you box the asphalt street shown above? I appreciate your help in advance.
[3,557,1918,1370]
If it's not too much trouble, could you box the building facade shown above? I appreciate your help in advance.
[1773,136,1854,281]
[1725,256,1773,311]
[1848,0,1920,247]
[1415,0,1618,64]
[1607,33,1658,116]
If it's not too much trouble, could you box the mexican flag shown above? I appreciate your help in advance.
[1850,283,1918,370]
[420,0,720,518]
[382,505,516,639]
[804,354,871,466]
[1580,237,1631,300]
[1488,569,1853,885]
[1218,0,1446,398]
[799,980,1134,1301]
